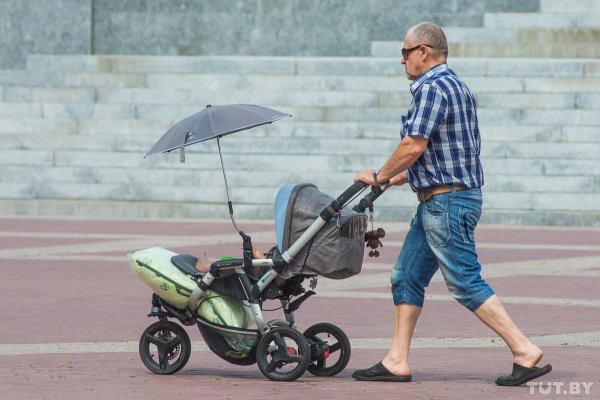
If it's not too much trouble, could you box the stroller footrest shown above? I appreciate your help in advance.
[288,290,315,313]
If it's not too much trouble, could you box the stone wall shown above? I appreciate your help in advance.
[1,0,540,69]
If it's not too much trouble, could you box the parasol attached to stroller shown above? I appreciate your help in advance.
[131,103,388,381]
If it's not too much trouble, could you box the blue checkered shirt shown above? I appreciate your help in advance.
[401,63,484,190]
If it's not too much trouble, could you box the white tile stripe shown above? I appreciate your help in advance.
[1,330,598,356]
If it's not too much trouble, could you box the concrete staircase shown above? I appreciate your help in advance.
[1,0,600,226]
[1,51,599,225]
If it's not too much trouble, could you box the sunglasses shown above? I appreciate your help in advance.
[401,44,433,59]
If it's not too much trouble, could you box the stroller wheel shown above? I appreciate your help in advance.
[303,323,351,377]
[139,320,191,375]
[256,327,311,381]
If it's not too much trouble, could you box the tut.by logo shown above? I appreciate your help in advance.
[527,381,594,395]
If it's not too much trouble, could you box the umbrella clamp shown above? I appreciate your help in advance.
[180,131,192,163]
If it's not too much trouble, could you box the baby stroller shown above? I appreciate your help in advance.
[128,181,384,381]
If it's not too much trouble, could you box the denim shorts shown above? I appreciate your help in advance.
[391,188,495,312]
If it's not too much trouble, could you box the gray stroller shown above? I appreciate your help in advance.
[130,181,384,381]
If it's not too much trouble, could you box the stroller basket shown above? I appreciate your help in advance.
[275,183,368,280]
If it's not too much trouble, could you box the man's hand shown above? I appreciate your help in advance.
[354,169,377,186]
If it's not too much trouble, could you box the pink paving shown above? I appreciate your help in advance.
[1,216,599,399]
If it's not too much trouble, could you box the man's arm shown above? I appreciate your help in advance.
[354,135,428,187]
[377,135,428,182]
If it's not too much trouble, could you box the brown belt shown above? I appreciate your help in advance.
[416,184,467,202]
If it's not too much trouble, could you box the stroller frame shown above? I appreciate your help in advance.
[138,182,384,381]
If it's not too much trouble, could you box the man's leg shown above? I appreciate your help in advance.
[384,203,439,376]
[382,302,422,376]
[474,295,543,368]
[428,189,550,384]
[353,204,438,381]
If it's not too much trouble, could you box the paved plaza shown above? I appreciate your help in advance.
[1,216,599,399]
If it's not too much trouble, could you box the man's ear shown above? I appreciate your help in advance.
[419,45,429,61]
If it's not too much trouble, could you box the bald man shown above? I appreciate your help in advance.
[352,22,551,386]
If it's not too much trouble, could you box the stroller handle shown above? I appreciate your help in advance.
[353,186,384,213]
[336,181,368,208]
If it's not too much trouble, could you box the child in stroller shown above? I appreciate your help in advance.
[194,246,266,274]
[128,182,384,381]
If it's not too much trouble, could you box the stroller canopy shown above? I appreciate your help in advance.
[274,184,367,280]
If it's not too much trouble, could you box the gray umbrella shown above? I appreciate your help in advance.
[145,104,291,161]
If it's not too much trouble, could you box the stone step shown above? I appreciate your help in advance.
[2,196,599,226]
[3,169,600,211]
[3,197,599,226]
[0,117,79,134]
[25,55,600,78]
[484,12,600,29]
[0,125,587,160]
[447,43,600,58]
[0,178,425,210]
[442,27,516,43]
[372,40,600,58]
[95,88,384,108]
[5,174,599,214]
[2,83,599,120]
[4,123,589,153]
[2,102,599,138]
[26,55,298,75]
[516,28,600,44]
[0,78,594,112]
[0,70,146,88]
[2,162,594,198]
[541,0,600,12]
[0,165,354,188]
[1,135,597,177]
[0,102,137,119]
[5,89,597,119]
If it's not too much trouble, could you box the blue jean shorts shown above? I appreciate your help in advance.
[391,188,495,312]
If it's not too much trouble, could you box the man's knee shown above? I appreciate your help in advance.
[448,285,495,312]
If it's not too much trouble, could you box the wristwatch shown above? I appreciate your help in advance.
[373,172,389,186]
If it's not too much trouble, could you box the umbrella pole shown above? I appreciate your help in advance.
[217,137,242,234]
[217,138,254,268]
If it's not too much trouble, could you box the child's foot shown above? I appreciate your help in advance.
[252,247,265,259]
[194,252,210,273]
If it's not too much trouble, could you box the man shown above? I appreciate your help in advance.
[352,22,552,386]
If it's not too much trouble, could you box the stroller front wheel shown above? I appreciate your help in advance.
[303,322,351,377]
[256,327,311,381]
[139,320,191,375]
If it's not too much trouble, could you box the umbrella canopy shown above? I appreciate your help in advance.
[145,104,291,159]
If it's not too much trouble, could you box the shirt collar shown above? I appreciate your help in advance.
[409,63,448,95]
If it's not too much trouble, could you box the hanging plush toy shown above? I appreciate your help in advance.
[365,227,385,257]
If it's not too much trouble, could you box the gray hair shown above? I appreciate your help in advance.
[408,22,449,59]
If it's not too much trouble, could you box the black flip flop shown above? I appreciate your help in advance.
[352,362,412,382]
[495,363,552,386]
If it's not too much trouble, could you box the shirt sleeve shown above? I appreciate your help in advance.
[403,83,448,140]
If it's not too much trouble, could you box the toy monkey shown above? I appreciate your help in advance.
[365,227,385,257]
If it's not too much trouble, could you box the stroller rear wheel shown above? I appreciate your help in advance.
[256,327,311,381]
[139,320,191,375]
[303,323,351,376]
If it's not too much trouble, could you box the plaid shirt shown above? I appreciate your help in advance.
[401,63,484,190]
